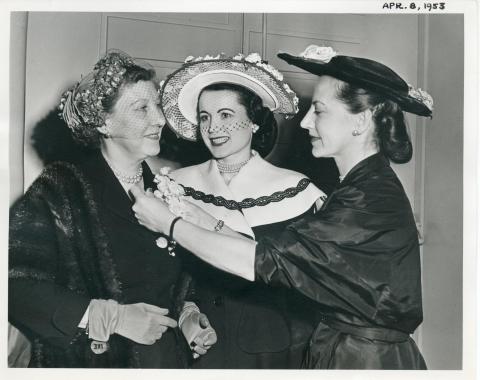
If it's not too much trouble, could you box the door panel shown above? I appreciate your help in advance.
[104,12,244,75]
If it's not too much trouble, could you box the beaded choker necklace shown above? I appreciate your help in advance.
[216,152,254,174]
[104,155,143,184]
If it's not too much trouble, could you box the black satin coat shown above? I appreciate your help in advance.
[188,211,318,369]
[255,153,426,369]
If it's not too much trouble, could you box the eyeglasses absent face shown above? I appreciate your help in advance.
[103,80,166,159]
[198,89,254,161]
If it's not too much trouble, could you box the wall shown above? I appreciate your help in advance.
[10,12,27,204]
[23,12,103,190]
[419,14,464,369]
[242,13,419,202]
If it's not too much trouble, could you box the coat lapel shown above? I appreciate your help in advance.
[226,154,324,226]
[171,161,255,237]
[88,153,155,225]
[171,153,324,234]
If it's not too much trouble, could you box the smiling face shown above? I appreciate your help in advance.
[103,80,166,160]
[198,89,253,162]
[300,76,358,159]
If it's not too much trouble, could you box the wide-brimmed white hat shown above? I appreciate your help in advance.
[160,53,299,141]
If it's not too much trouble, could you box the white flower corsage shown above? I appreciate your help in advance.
[300,45,337,63]
[408,85,434,111]
[153,167,187,217]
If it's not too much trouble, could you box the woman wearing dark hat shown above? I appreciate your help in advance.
[131,45,433,369]
[158,52,324,368]
[8,50,214,367]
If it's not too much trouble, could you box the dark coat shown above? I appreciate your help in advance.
[187,212,318,369]
[255,153,427,369]
[9,153,184,368]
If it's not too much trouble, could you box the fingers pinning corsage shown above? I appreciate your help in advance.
[153,167,187,217]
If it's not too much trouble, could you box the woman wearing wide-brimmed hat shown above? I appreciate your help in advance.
[156,52,324,368]
[132,45,433,369]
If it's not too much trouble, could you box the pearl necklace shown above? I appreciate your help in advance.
[104,155,143,184]
[217,154,253,174]
[112,166,143,184]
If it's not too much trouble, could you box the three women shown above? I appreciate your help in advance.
[10,44,432,369]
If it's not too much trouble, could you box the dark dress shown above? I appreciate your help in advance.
[188,212,318,369]
[9,152,183,368]
[171,154,323,369]
[255,153,427,369]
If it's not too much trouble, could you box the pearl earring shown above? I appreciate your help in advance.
[352,129,360,136]
[251,124,260,133]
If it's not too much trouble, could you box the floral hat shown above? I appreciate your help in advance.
[58,49,154,142]
[160,52,299,141]
[278,45,433,117]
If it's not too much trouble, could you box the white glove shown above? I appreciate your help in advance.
[179,302,217,358]
[88,299,177,345]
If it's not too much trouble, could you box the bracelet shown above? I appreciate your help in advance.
[214,219,225,232]
[167,216,183,256]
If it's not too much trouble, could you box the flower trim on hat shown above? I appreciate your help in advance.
[407,85,434,111]
[299,45,337,63]
[58,51,137,132]
[174,52,299,114]
[159,51,301,141]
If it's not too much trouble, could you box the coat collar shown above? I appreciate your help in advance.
[81,152,155,225]
[171,152,324,236]
[341,152,390,186]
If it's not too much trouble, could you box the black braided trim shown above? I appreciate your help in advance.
[182,178,312,211]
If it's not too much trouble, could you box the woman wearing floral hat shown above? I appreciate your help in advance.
[156,52,324,368]
[8,50,214,367]
[132,45,433,369]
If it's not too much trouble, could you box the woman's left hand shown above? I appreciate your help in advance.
[130,185,174,234]
[181,200,217,230]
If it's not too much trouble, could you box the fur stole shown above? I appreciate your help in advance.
[9,161,139,367]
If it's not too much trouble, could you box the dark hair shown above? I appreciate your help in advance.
[197,83,277,157]
[335,81,413,163]
[72,64,157,148]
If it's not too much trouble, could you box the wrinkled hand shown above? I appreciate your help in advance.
[115,303,177,345]
[180,304,217,359]
[130,185,174,234]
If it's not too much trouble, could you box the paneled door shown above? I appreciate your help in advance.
[101,13,244,81]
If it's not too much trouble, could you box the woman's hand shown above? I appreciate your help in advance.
[189,313,217,359]
[179,302,217,359]
[130,185,174,235]
[131,185,217,232]
[181,200,217,230]
[115,303,178,345]
[88,300,178,345]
